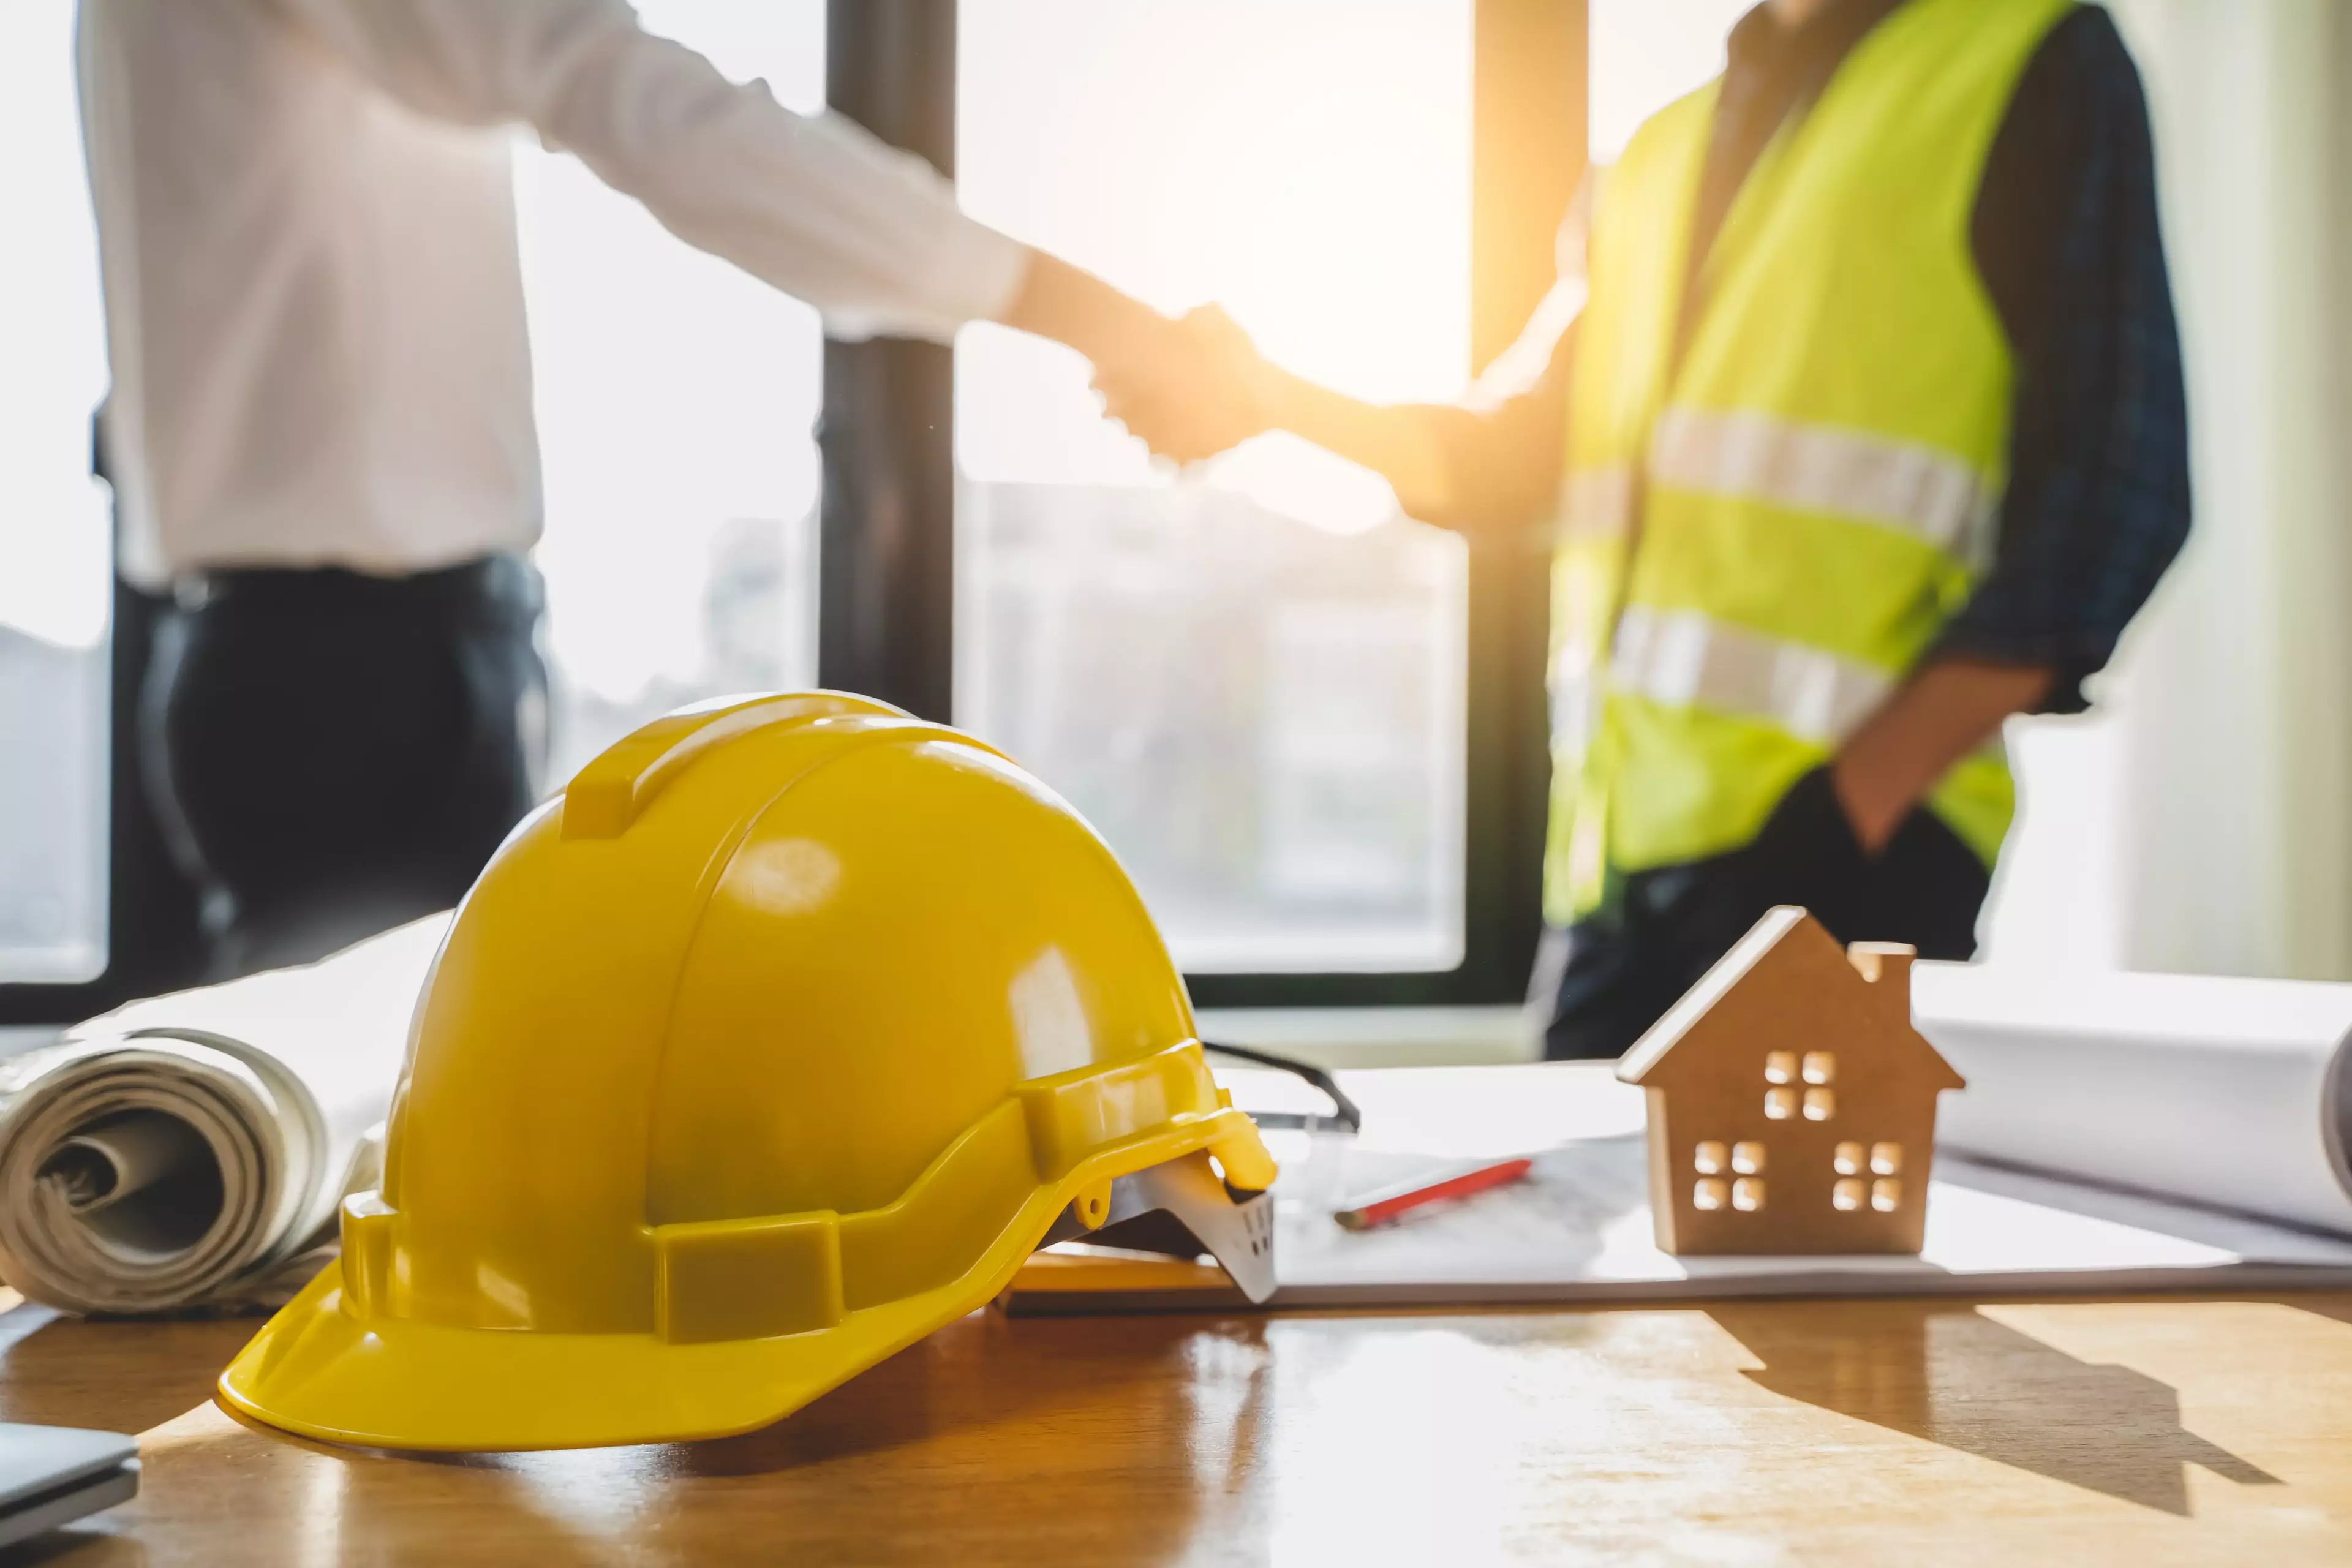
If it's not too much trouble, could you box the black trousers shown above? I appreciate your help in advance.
[141,555,547,979]
[1532,766,1991,1060]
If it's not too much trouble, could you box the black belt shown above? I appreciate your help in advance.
[175,554,540,620]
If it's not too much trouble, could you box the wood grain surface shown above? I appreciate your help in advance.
[9,1292,2352,1564]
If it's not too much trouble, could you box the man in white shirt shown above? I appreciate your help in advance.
[78,0,1181,976]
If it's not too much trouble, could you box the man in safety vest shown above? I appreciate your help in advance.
[1099,0,2189,1057]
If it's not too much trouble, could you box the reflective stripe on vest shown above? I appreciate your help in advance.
[1610,605,1889,746]
[1556,402,1996,561]
[1605,605,2006,763]
[1648,409,1995,564]
[1548,606,1886,810]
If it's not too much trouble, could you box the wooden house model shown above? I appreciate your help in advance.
[1616,907,1964,1256]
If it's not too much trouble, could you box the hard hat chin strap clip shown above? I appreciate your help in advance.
[1034,1149,1277,1305]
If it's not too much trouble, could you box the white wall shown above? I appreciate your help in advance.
[2106,0,2352,979]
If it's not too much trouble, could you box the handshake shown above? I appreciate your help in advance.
[1092,306,1281,466]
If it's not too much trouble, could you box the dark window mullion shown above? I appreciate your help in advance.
[818,0,960,723]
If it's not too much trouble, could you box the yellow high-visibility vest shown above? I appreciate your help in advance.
[1545,0,2073,925]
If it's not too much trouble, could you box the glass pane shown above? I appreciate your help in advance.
[956,0,1474,973]
[518,2,826,783]
[0,4,112,983]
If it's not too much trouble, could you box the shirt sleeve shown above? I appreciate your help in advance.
[1419,330,1572,538]
[265,0,1031,342]
[1418,174,1591,537]
[1929,5,2190,714]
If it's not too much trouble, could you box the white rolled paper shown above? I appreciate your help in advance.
[1915,962,2352,1237]
[0,914,449,1314]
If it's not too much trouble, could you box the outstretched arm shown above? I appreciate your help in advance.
[997,254,1199,382]
[265,0,1171,355]
[1242,361,1463,524]
[1098,306,1570,535]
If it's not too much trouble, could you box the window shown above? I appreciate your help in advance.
[953,0,1476,976]
[518,2,826,783]
[7,1,1570,1019]
[0,2,111,984]
[1835,1148,1905,1214]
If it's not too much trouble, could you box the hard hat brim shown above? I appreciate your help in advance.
[216,1251,1017,1451]
[217,1170,1096,1452]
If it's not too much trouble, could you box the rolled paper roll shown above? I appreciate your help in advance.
[0,1040,301,1312]
[0,915,442,1316]
[48,1110,209,1215]
[1917,962,2352,1237]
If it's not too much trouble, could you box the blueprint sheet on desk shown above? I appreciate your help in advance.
[1008,1062,2352,1313]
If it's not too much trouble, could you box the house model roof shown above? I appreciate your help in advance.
[1615,906,1963,1090]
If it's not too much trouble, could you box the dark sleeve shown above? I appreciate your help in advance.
[1419,325,1574,538]
[1929,4,2190,714]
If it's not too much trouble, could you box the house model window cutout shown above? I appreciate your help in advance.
[1615,906,1966,1256]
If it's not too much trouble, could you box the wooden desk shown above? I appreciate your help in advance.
[10,1287,2352,1564]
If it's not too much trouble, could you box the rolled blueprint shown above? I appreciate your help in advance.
[0,915,448,1314]
[1914,962,2352,1237]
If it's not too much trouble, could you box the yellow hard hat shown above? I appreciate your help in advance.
[217,693,1277,1452]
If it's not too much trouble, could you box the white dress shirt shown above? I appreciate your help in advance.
[77,0,1031,589]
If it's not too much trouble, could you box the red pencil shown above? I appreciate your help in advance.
[1333,1158,1536,1232]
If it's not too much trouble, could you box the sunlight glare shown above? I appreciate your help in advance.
[956,0,1472,505]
